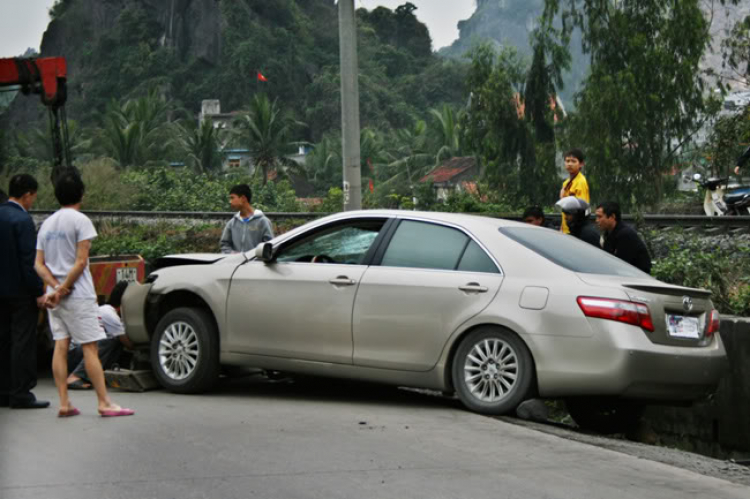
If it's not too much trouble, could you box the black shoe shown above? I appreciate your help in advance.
[10,399,50,409]
[0,396,8,408]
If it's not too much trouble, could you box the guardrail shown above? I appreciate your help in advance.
[29,210,750,230]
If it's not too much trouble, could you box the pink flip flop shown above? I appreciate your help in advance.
[58,407,80,418]
[99,408,135,417]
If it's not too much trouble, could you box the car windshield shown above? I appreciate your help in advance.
[499,227,649,278]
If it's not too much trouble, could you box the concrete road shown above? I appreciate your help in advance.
[1,374,748,499]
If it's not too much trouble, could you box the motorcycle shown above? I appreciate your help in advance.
[692,173,750,216]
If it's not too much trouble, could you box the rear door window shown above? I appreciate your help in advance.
[499,226,648,277]
[457,240,499,274]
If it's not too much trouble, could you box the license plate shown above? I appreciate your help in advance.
[116,267,138,283]
[666,314,701,339]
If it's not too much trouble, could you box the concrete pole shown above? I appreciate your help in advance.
[338,0,362,211]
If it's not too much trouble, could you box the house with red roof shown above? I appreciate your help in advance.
[419,157,479,201]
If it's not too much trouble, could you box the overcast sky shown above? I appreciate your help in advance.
[0,1,476,58]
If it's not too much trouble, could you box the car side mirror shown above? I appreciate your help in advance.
[255,242,274,262]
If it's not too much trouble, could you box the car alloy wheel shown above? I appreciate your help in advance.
[151,307,220,393]
[158,321,199,381]
[452,327,534,415]
[463,337,518,402]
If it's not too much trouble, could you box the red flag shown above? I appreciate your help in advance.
[257,71,268,82]
[368,178,374,193]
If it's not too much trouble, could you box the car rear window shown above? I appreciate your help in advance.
[499,227,648,277]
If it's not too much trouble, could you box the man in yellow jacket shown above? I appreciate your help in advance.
[559,148,590,234]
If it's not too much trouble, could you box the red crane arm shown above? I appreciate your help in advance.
[0,57,67,107]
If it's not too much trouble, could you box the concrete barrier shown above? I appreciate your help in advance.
[644,317,750,459]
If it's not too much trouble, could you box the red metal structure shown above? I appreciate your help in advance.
[0,57,77,182]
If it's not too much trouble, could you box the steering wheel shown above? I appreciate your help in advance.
[311,254,336,264]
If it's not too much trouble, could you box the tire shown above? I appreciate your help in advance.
[150,307,220,394]
[451,327,534,415]
[566,398,645,434]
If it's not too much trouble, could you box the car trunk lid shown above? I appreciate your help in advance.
[576,273,714,347]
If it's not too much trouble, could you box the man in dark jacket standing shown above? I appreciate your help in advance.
[0,174,50,409]
[595,201,652,274]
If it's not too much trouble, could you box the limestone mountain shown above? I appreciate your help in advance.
[2,0,466,141]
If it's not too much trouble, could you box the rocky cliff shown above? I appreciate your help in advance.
[4,0,222,131]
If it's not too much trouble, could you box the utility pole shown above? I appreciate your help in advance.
[338,0,362,211]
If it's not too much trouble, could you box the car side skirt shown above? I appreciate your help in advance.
[220,353,448,391]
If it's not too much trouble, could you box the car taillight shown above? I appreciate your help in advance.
[706,310,720,337]
[577,297,655,332]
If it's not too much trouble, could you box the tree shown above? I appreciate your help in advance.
[234,93,303,185]
[173,119,225,174]
[722,13,750,85]
[542,0,728,206]
[463,44,529,199]
[385,119,432,187]
[99,88,173,168]
[429,104,466,163]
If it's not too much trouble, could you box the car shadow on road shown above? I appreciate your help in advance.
[205,372,463,412]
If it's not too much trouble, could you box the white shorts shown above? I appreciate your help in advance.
[48,298,106,344]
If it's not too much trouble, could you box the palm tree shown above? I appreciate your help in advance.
[15,120,92,163]
[429,104,465,163]
[385,120,432,185]
[307,134,341,187]
[234,94,303,185]
[173,119,224,173]
[100,88,173,167]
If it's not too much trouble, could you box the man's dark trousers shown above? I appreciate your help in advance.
[0,297,39,405]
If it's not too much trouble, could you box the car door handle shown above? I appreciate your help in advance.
[329,276,356,286]
[459,283,488,293]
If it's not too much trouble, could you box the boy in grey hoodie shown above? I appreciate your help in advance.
[220,184,274,254]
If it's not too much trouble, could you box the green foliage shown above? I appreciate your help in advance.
[647,230,750,316]
[120,166,301,213]
[98,88,175,168]
[314,187,344,213]
[0,159,135,210]
[463,42,561,207]
[722,12,750,83]
[233,93,304,185]
[702,103,750,177]
[543,0,722,207]
[173,119,225,173]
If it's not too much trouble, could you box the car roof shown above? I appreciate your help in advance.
[319,209,528,231]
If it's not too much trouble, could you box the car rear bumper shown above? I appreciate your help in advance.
[531,321,728,401]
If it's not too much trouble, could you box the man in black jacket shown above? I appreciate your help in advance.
[595,201,652,274]
[0,174,50,409]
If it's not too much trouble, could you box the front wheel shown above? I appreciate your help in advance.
[451,327,534,415]
[151,307,220,393]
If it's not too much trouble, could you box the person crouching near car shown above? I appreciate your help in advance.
[220,184,274,254]
[35,173,134,418]
[522,206,555,229]
[555,196,601,247]
[66,281,134,390]
[595,201,652,274]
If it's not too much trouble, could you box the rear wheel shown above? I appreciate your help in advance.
[451,327,534,415]
[151,307,220,393]
[566,398,645,434]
